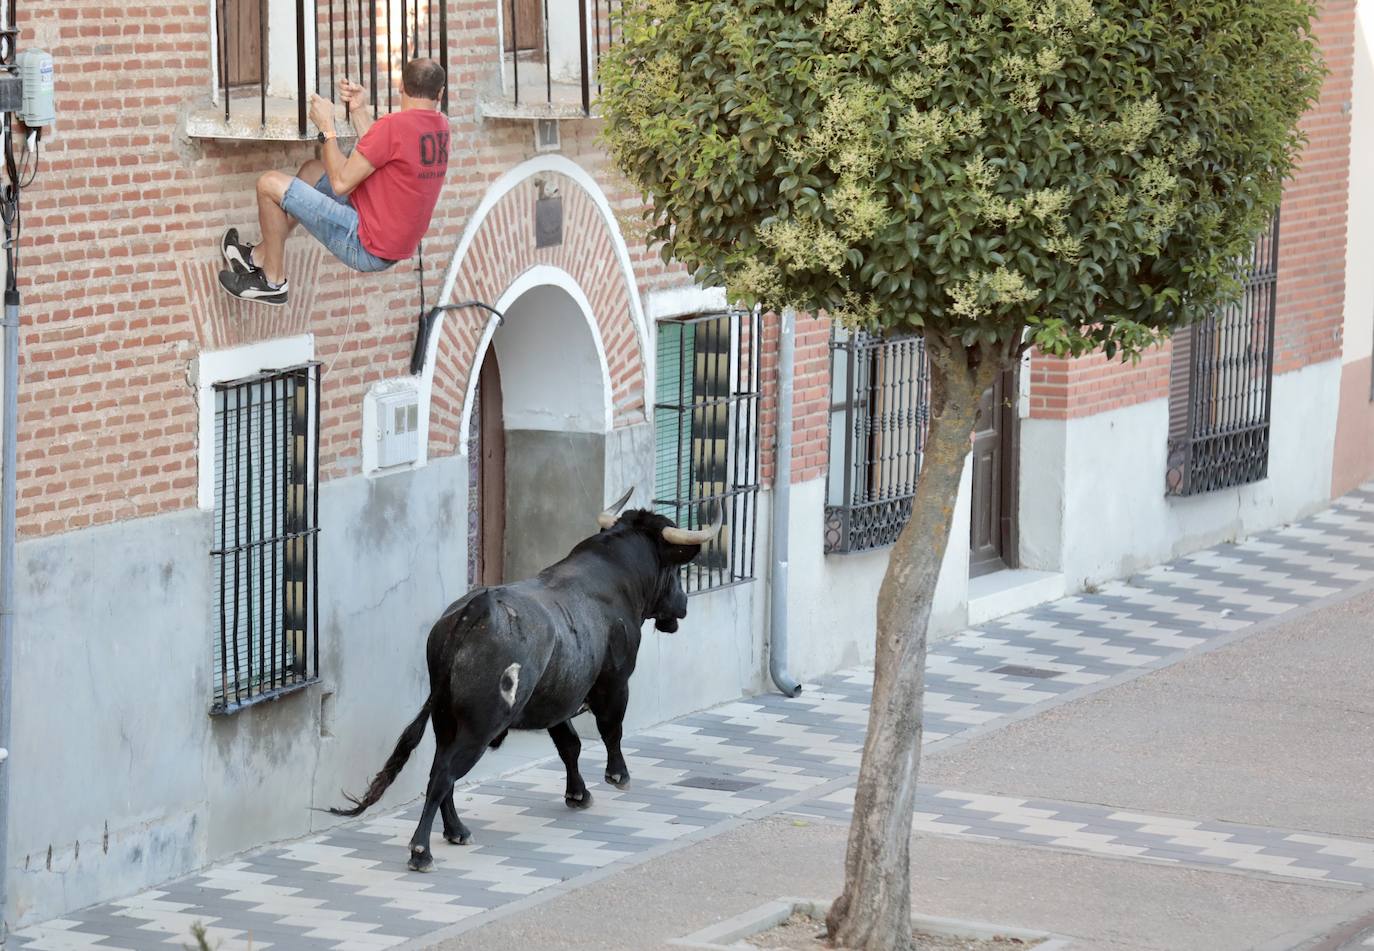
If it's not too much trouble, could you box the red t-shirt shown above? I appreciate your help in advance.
[351,109,450,261]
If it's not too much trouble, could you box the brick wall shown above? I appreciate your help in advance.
[756,311,832,488]
[20,0,690,540]
[1028,0,1354,421]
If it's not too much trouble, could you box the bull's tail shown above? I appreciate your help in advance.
[329,698,432,817]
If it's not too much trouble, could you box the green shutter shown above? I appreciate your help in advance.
[655,321,694,520]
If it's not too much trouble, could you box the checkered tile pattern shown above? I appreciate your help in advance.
[789,787,1374,887]
[12,485,1374,949]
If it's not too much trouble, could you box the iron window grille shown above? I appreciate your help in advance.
[1166,215,1280,497]
[212,0,451,138]
[493,0,619,117]
[210,363,322,714]
[825,329,931,554]
[653,310,761,594]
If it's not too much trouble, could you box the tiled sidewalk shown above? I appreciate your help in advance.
[13,486,1374,950]
[792,787,1374,888]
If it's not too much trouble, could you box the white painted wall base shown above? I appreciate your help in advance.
[782,459,974,682]
[1018,359,1341,586]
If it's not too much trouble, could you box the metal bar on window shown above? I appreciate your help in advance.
[356,0,365,101]
[231,385,244,705]
[369,0,379,114]
[544,0,552,105]
[257,380,267,697]
[259,0,268,126]
[386,0,393,114]
[220,0,231,122]
[401,0,408,64]
[311,369,321,677]
[272,373,282,691]
[437,0,448,112]
[218,395,229,706]
[578,0,590,115]
[343,0,353,100]
[330,0,338,101]
[295,0,307,136]
[511,0,521,108]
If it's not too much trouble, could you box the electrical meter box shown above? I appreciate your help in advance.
[376,390,420,468]
[17,49,54,127]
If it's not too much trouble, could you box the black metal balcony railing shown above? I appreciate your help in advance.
[210,0,619,135]
[213,0,449,138]
[494,0,619,117]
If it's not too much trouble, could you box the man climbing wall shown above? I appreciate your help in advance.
[218,58,450,307]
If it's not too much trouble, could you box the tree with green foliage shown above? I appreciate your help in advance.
[599,1,1323,947]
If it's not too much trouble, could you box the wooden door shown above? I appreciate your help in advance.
[223,0,264,86]
[504,0,545,54]
[476,349,506,587]
[969,366,1018,577]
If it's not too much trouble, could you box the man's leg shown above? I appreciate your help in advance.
[252,160,326,284]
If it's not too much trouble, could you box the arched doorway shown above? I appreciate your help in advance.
[467,281,612,585]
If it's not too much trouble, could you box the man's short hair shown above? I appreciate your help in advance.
[403,58,446,100]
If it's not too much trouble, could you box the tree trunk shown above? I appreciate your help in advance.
[827,341,1001,951]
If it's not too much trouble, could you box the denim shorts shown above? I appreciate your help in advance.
[281,175,396,273]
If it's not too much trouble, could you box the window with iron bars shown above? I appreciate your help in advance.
[1166,215,1280,497]
[211,364,322,714]
[653,311,761,594]
[488,0,619,118]
[825,329,931,554]
[211,0,450,138]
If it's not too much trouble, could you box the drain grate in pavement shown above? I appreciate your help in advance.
[991,664,1062,679]
[675,776,760,792]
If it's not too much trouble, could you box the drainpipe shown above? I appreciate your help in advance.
[769,308,802,698]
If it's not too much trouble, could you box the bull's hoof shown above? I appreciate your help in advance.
[408,845,434,872]
[604,771,631,790]
[564,790,593,810]
[443,830,471,846]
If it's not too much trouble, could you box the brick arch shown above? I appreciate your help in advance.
[424,169,646,459]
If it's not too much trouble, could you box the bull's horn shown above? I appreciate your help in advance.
[662,502,724,546]
[597,488,635,529]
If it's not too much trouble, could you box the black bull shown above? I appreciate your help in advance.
[330,494,720,871]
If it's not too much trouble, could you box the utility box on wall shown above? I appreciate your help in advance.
[376,390,420,468]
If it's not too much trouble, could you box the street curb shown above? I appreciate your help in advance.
[1249,887,1374,951]
[668,897,1073,950]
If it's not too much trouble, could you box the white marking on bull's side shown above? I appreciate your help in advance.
[500,663,521,706]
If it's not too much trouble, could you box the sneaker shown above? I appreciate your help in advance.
[221,227,257,274]
[218,268,288,307]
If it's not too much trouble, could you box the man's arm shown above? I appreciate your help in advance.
[309,93,376,197]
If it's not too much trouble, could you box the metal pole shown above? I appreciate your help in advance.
[0,3,18,931]
[295,0,307,136]
[769,309,801,698]
[577,0,589,115]
[0,288,15,946]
